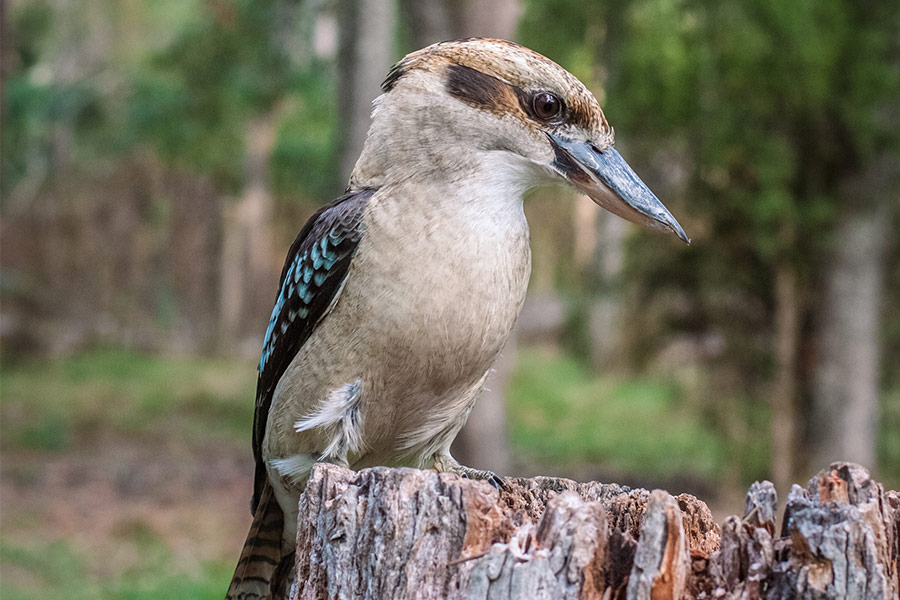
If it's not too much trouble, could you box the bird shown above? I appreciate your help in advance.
[226,37,688,600]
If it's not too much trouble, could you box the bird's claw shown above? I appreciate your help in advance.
[432,454,506,489]
[486,472,507,490]
[460,467,506,489]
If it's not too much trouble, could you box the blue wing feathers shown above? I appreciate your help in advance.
[257,191,371,375]
[249,187,375,512]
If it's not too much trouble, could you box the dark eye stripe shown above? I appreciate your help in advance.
[442,62,599,131]
[445,63,517,112]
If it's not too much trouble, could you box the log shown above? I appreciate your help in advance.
[290,462,898,599]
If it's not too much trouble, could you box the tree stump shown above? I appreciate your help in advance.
[291,462,898,599]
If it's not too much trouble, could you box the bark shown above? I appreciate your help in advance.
[291,461,898,600]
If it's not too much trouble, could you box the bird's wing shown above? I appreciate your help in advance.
[251,187,375,511]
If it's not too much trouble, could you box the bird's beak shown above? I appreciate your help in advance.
[546,132,690,243]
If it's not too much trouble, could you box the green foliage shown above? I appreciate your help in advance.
[130,1,295,190]
[119,0,340,200]
[1,350,252,599]
[523,0,900,412]
[0,72,52,200]
[3,0,339,204]
[518,0,603,76]
[19,415,69,451]
[7,1,53,69]
[522,1,899,485]
[1,541,85,600]
[271,69,340,201]
[613,0,701,132]
[507,348,740,482]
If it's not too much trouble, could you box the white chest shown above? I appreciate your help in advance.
[352,179,531,373]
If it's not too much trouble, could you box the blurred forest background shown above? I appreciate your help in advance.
[1,0,898,598]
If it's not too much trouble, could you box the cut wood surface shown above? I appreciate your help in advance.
[291,462,898,599]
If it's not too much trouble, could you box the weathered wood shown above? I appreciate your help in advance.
[291,462,898,600]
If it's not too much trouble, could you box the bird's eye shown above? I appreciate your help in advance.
[532,92,563,121]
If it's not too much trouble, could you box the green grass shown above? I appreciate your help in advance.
[2,347,895,487]
[1,349,254,600]
[0,349,257,451]
[507,348,752,483]
[0,539,232,600]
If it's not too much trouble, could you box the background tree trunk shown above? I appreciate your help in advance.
[219,110,281,350]
[451,332,514,475]
[336,0,396,185]
[811,156,897,469]
[0,0,13,112]
[402,0,455,47]
[771,258,801,498]
[166,169,222,353]
[292,462,899,600]
[453,0,523,39]
[583,205,629,369]
[585,3,631,374]
[402,0,524,46]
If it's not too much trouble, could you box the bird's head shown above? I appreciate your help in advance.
[352,38,688,243]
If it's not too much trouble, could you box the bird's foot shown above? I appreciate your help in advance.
[431,454,505,489]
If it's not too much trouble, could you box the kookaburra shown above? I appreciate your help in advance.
[227,38,688,599]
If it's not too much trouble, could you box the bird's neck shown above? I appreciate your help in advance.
[353,138,541,217]
[375,152,536,232]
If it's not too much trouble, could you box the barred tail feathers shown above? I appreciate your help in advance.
[226,483,294,600]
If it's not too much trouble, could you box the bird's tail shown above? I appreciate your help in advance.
[226,482,295,600]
